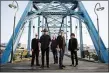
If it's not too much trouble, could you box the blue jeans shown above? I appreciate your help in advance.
[59,49,65,67]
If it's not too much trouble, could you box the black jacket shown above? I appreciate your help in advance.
[68,38,78,51]
[51,39,57,50]
[57,35,66,49]
[40,34,51,49]
[31,38,39,51]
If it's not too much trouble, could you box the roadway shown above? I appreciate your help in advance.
[0,52,108,72]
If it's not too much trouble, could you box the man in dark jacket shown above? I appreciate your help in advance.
[31,34,40,67]
[57,30,66,69]
[40,28,51,68]
[68,33,78,67]
[51,36,58,64]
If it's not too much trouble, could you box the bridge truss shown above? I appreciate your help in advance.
[1,0,108,64]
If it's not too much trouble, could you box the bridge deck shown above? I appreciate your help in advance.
[1,52,108,72]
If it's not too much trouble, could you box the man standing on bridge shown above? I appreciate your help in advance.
[51,36,58,64]
[57,30,66,69]
[31,34,40,67]
[39,28,51,68]
[68,33,78,67]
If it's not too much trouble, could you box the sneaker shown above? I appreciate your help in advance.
[36,64,40,66]
[76,63,78,65]
[47,66,50,68]
[70,64,74,66]
[40,65,44,69]
[74,64,78,67]
[31,65,33,67]
[62,65,66,67]
[59,67,63,69]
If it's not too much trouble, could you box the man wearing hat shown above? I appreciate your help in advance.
[39,28,51,68]
[68,33,78,67]
[31,34,40,67]
[57,30,66,69]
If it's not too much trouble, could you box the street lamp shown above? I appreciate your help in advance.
[8,1,19,63]
[94,3,104,62]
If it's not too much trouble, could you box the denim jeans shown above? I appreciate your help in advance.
[59,49,65,67]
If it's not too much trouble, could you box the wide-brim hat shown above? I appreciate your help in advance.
[42,28,48,32]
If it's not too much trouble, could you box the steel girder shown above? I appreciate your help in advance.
[28,11,82,16]
[38,16,40,39]
[1,0,108,64]
[78,17,84,58]
[26,1,79,35]
[25,1,55,22]
[33,0,78,3]
[1,2,33,64]
[27,20,32,54]
[78,2,108,63]
[1,1,76,64]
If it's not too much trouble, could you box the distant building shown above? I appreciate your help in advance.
[78,44,96,53]
[21,44,27,49]
[0,43,7,47]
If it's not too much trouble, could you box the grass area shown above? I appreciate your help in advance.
[13,58,32,63]
[12,49,32,63]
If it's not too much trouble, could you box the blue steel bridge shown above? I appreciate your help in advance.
[0,0,109,72]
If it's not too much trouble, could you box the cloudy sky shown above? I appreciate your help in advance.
[1,1,108,48]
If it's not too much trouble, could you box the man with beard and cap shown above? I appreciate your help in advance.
[39,28,51,68]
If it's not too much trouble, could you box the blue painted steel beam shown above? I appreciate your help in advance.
[79,18,84,58]
[28,11,83,16]
[59,17,65,33]
[1,1,32,64]
[65,17,68,54]
[33,0,78,3]
[38,16,40,39]
[70,16,72,34]
[78,2,108,63]
[26,1,54,21]
[39,26,70,28]
[45,17,51,35]
[27,20,32,54]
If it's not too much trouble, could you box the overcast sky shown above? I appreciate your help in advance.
[1,1,108,48]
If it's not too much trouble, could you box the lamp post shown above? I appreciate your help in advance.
[94,3,104,62]
[8,1,19,63]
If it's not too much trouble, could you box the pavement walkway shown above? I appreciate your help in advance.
[1,52,108,72]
